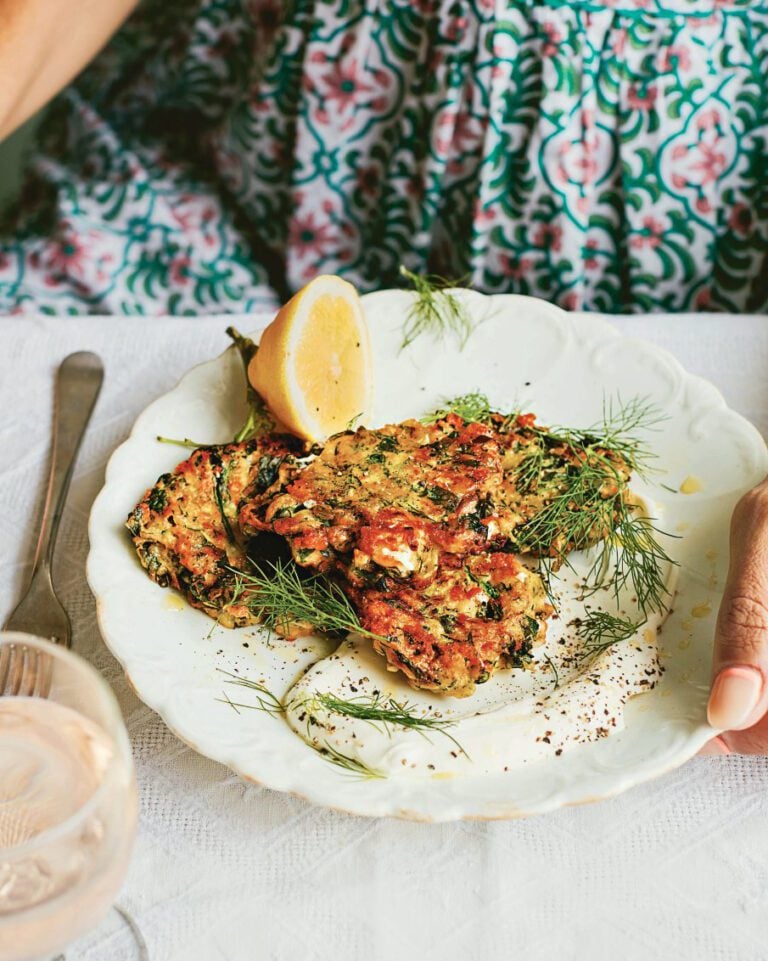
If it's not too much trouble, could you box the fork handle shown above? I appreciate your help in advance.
[30,352,104,579]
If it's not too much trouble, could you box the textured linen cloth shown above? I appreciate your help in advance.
[2,314,768,961]
[2,0,768,315]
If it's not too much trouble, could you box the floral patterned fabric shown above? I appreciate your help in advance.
[1,0,767,315]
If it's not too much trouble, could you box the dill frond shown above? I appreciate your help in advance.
[399,266,476,350]
[542,396,665,477]
[298,691,468,757]
[576,609,643,660]
[421,390,495,425]
[584,510,675,615]
[215,671,385,778]
[316,743,385,779]
[229,561,385,643]
[217,669,285,716]
[512,400,675,617]
[226,326,275,441]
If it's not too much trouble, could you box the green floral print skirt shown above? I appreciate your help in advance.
[0,0,766,315]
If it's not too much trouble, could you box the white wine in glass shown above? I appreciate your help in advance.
[0,633,139,961]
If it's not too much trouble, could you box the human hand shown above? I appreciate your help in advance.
[701,480,768,755]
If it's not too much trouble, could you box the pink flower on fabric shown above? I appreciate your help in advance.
[541,23,563,57]
[533,224,563,252]
[574,155,598,182]
[170,254,192,286]
[630,216,665,249]
[322,59,374,111]
[0,251,8,270]
[445,16,468,42]
[612,29,627,56]
[289,211,335,258]
[690,141,726,185]
[473,199,496,223]
[436,109,479,156]
[561,292,580,310]
[45,233,87,278]
[173,197,216,233]
[728,203,752,236]
[502,255,533,279]
[695,287,712,309]
[696,109,721,132]
[584,239,599,270]
[690,14,718,28]
[627,86,657,111]
[659,46,692,72]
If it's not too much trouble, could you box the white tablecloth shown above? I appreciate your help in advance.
[3,313,768,961]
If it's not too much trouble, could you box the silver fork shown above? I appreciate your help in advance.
[2,351,104,696]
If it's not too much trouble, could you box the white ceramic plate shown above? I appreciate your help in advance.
[88,292,768,820]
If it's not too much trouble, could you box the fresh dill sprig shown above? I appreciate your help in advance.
[542,396,665,477]
[419,394,673,617]
[513,398,674,616]
[587,511,674,615]
[297,691,468,758]
[519,478,674,617]
[421,390,495,425]
[216,669,285,716]
[399,266,476,350]
[576,609,643,660]
[226,326,274,441]
[316,742,385,779]
[229,561,386,643]
[215,671,385,778]
[156,435,209,449]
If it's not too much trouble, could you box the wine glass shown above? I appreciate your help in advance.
[0,632,139,961]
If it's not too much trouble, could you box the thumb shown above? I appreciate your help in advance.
[709,482,768,732]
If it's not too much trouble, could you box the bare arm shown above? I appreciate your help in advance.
[0,0,140,142]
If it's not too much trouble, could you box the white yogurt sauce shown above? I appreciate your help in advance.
[283,503,677,777]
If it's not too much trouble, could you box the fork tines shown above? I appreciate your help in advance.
[0,643,53,698]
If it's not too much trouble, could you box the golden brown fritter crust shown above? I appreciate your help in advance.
[256,416,520,583]
[349,552,552,696]
[128,409,631,697]
[126,436,304,627]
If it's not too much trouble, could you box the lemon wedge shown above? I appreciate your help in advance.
[248,275,373,443]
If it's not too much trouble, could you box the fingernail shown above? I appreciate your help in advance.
[708,666,764,730]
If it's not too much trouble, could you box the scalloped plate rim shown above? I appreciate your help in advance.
[87,292,765,821]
